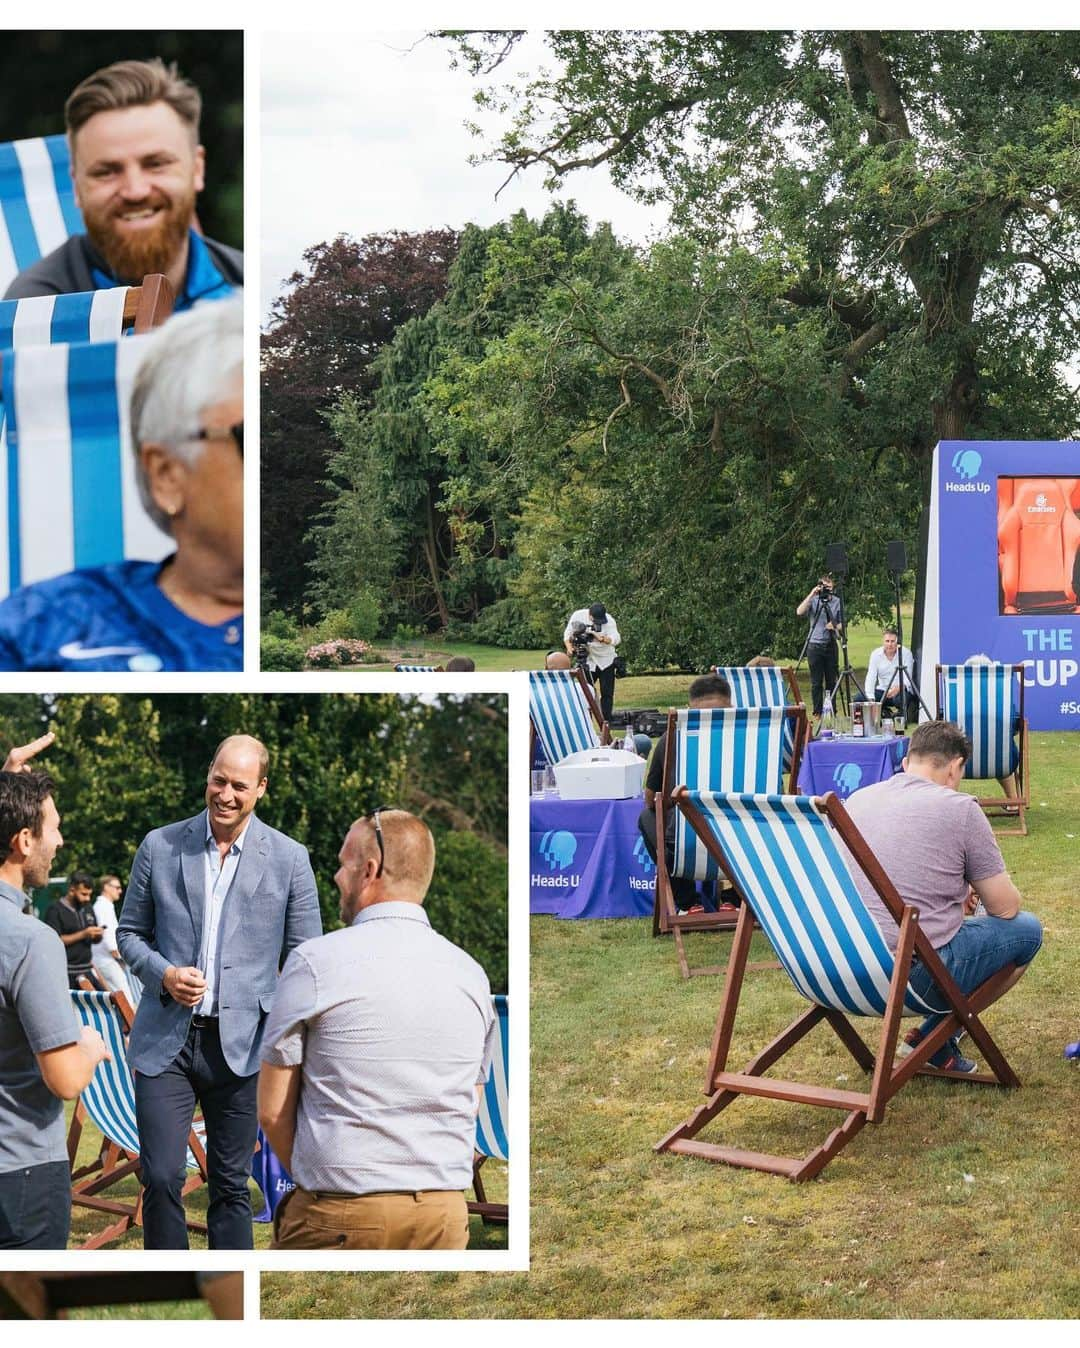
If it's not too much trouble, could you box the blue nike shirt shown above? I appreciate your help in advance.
[0,559,243,672]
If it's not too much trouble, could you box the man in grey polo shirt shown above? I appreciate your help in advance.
[258,807,495,1249]
[0,768,110,1248]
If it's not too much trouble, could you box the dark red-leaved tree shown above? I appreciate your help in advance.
[261,229,459,614]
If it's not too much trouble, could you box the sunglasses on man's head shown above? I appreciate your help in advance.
[368,805,394,878]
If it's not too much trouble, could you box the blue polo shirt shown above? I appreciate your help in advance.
[0,558,243,672]
[0,880,81,1173]
[90,230,235,311]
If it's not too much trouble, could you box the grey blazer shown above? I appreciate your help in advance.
[117,810,322,1077]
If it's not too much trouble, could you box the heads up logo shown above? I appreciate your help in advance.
[952,448,982,480]
[539,829,578,871]
[832,762,863,798]
[946,447,990,495]
[632,834,656,875]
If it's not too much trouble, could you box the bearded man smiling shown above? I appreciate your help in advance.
[3,59,242,306]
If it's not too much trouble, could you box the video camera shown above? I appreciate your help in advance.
[569,621,598,668]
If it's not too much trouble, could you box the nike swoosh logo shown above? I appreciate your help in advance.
[58,642,149,660]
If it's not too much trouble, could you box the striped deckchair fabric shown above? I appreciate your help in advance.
[0,289,129,349]
[656,789,1026,1181]
[937,663,1021,778]
[936,663,1029,835]
[654,706,805,979]
[470,994,509,1224]
[528,668,606,764]
[476,995,508,1161]
[68,990,208,1248]
[670,708,788,884]
[680,792,935,1017]
[713,664,795,706]
[0,278,173,350]
[0,135,81,296]
[712,665,804,776]
[394,664,440,672]
[0,334,172,598]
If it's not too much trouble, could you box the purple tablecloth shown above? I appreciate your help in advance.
[796,736,909,799]
[530,795,653,919]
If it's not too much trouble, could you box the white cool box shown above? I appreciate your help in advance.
[553,747,646,800]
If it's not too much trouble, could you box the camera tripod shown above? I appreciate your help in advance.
[827,572,865,719]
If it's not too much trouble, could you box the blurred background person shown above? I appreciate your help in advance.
[91,874,128,994]
[42,871,106,992]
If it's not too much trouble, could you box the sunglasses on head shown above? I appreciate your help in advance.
[368,805,393,878]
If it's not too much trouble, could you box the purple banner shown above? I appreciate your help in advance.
[921,441,1080,730]
[530,796,654,919]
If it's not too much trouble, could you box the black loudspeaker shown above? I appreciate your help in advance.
[825,542,849,576]
[887,540,908,574]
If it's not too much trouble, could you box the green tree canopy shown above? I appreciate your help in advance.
[445,30,1080,447]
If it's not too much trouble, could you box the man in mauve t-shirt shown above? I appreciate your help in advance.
[842,719,1042,1073]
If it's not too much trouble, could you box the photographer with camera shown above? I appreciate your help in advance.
[563,602,621,722]
[796,575,843,716]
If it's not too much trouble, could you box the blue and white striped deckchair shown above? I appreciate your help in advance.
[0,278,173,351]
[0,289,128,349]
[0,334,172,598]
[936,663,1029,835]
[712,664,805,780]
[68,990,208,1249]
[654,706,806,978]
[0,135,81,297]
[528,668,608,774]
[394,664,442,672]
[470,993,509,1223]
[656,790,1025,1181]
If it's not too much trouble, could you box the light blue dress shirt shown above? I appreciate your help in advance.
[197,819,248,1015]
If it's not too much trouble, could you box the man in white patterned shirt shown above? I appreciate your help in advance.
[258,807,495,1250]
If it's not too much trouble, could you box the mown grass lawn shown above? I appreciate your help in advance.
[322,606,904,682]
[263,727,1079,1319]
[63,1108,506,1255]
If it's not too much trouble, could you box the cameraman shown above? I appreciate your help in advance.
[796,576,843,716]
[563,602,620,722]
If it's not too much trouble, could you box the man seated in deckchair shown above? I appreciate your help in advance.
[638,672,731,914]
[842,720,1042,1073]
[4,59,241,307]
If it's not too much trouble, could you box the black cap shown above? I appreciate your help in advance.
[588,602,607,623]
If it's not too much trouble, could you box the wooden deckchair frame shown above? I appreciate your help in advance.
[67,985,208,1249]
[935,663,1030,837]
[528,665,612,784]
[468,1154,507,1225]
[651,705,808,979]
[655,790,1027,1180]
[1,1272,202,1319]
[124,274,175,332]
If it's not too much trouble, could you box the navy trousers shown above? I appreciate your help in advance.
[135,1021,257,1249]
[0,1159,71,1248]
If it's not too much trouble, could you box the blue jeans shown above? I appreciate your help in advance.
[0,1159,71,1248]
[908,911,1043,1038]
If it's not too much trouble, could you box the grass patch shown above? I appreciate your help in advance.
[263,727,1080,1319]
[67,1300,213,1320]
